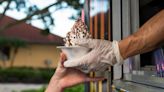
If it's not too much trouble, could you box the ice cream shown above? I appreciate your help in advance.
[64,18,92,46]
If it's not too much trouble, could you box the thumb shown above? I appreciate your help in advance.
[58,53,67,67]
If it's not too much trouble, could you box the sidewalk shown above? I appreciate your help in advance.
[0,83,45,92]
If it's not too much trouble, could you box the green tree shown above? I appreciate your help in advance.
[0,0,83,34]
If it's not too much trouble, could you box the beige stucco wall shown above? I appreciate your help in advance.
[0,44,61,68]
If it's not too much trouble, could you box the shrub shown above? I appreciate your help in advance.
[0,67,55,83]
[21,84,84,92]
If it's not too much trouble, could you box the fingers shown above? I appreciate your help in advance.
[63,57,87,67]
[74,39,99,48]
[74,39,90,47]
[63,50,93,67]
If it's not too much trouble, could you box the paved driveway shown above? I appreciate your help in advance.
[0,83,45,92]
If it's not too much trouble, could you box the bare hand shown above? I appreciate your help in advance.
[46,53,105,92]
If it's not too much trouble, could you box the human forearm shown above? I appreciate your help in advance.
[45,77,64,92]
[119,10,164,59]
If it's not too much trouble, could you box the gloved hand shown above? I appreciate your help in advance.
[64,39,124,72]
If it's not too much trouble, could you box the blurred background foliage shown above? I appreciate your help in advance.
[0,0,83,35]
[0,67,84,92]
[0,67,54,83]
[0,37,26,47]
[20,84,84,92]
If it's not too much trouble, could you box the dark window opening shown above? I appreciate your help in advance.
[139,0,164,69]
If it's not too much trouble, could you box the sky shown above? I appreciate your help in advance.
[0,0,83,37]
[0,0,109,37]
[28,0,79,37]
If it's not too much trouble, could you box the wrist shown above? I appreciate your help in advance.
[45,77,64,92]
[46,86,64,92]
[118,40,127,59]
[112,41,124,65]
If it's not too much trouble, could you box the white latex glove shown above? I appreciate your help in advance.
[64,39,123,72]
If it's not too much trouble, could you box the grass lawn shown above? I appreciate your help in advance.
[21,84,84,92]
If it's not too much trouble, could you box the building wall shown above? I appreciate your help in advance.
[0,44,61,68]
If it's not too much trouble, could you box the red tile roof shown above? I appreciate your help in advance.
[0,15,64,45]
